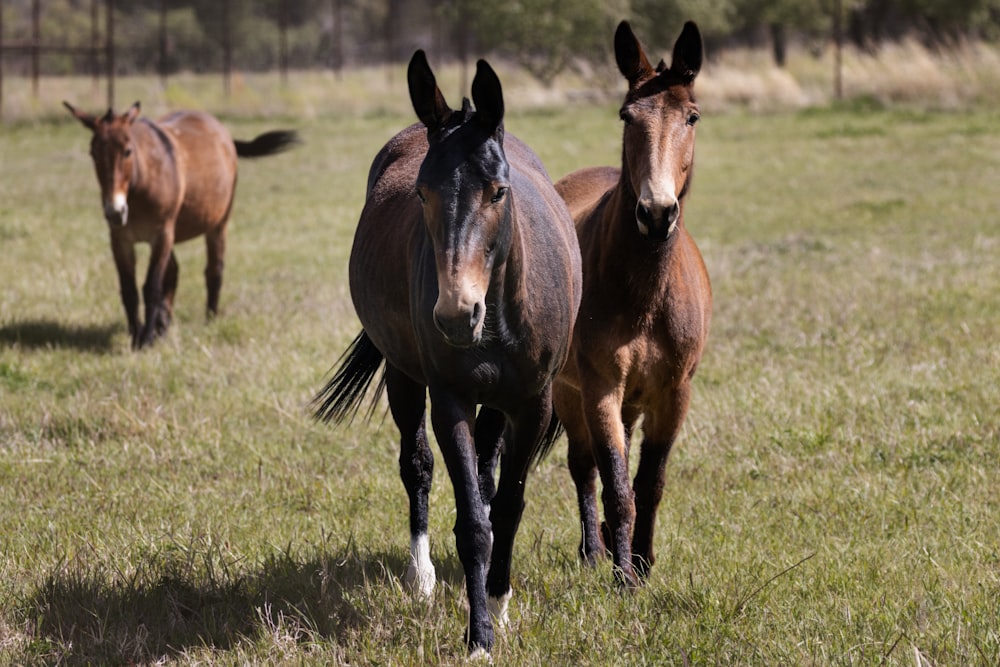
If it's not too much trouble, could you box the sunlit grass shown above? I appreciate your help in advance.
[1,92,999,664]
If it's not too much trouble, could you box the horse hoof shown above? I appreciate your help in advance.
[469,647,493,663]
[488,589,512,630]
[403,561,436,598]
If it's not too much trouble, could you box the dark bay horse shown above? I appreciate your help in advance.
[552,21,712,587]
[64,101,299,349]
[314,51,581,655]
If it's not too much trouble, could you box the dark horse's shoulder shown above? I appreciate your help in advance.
[366,123,427,198]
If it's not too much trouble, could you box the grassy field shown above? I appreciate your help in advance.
[1,84,999,665]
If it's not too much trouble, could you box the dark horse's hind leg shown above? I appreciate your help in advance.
[205,223,228,318]
[474,407,507,510]
[485,390,553,628]
[630,386,689,579]
[386,365,436,596]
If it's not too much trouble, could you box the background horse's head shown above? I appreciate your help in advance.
[615,21,702,241]
[64,100,142,227]
[407,51,512,348]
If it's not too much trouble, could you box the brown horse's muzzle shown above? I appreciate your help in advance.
[103,196,128,227]
[636,199,679,241]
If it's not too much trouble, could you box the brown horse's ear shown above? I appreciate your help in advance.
[670,21,703,83]
[408,50,452,132]
[471,59,504,135]
[123,101,141,124]
[615,21,654,88]
[63,101,97,130]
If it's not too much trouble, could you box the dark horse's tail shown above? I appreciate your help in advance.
[312,330,386,424]
[234,130,301,158]
[532,410,565,469]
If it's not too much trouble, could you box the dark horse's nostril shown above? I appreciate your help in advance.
[471,301,484,327]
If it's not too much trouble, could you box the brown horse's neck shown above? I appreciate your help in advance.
[128,119,177,197]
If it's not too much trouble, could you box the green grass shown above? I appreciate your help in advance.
[2,94,999,665]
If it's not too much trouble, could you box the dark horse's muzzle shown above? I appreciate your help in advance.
[636,200,680,241]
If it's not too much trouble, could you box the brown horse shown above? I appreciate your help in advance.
[314,51,581,655]
[64,101,299,349]
[552,21,712,587]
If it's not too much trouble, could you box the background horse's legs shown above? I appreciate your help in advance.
[429,389,494,653]
[554,385,605,565]
[485,391,552,627]
[139,232,175,348]
[386,365,435,597]
[630,384,689,579]
[110,235,140,348]
[155,251,179,336]
[205,222,228,317]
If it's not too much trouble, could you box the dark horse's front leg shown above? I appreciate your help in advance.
[428,387,494,655]
[138,232,176,348]
[485,389,553,627]
[110,234,140,348]
[386,365,436,597]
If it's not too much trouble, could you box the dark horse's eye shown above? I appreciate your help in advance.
[491,186,508,204]
[686,112,700,127]
[415,188,426,204]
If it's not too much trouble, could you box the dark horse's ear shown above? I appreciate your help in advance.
[123,101,141,124]
[471,59,504,135]
[408,50,452,132]
[615,21,655,88]
[670,21,703,83]
[63,101,97,130]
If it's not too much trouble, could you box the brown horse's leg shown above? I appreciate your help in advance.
[205,223,227,317]
[584,388,637,586]
[428,389,493,653]
[155,251,179,336]
[386,365,436,597]
[485,390,552,627]
[630,383,690,579]
[139,232,175,348]
[555,384,605,565]
[110,234,140,349]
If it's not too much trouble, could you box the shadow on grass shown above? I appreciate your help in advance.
[0,319,120,353]
[18,544,464,664]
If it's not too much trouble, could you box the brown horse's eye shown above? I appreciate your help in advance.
[491,186,508,204]
[619,108,634,125]
[686,112,700,127]
[123,147,133,157]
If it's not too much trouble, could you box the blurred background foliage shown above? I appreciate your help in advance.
[3,0,1000,81]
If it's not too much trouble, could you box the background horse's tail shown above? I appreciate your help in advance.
[312,330,386,424]
[234,130,300,158]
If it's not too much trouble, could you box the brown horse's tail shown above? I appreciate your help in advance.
[234,130,300,158]
[312,330,386,424]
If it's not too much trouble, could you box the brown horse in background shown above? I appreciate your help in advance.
[552,21,712,586]
[65,101,299,349]
[314,51,581,655]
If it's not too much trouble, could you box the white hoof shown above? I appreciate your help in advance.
[403,534,436,598]
[469,646,493,663]
[487,589,512,630]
